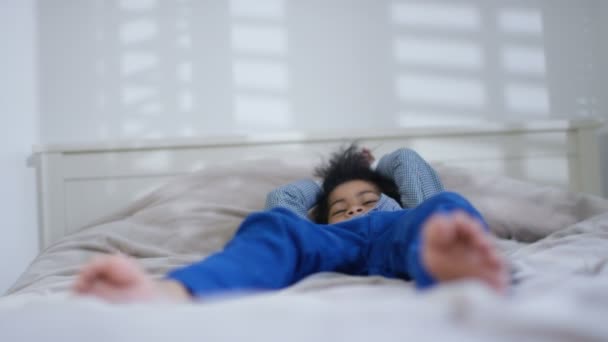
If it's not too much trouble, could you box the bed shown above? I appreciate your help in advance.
[2,119,608,341]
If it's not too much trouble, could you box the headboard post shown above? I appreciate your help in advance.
[31,152,68,249]
[576,125,604,196]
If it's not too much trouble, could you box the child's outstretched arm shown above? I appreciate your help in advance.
[375,148,444,208]
[265,179,322,219]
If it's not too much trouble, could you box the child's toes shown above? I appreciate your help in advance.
[490,269,509,293]
[452,214,494,252]
[484,248,503,269]
[424,215,455,248]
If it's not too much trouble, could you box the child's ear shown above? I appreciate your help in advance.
[307,206,318,221]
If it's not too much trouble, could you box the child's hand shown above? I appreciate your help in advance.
[361,147,375,166]
[73,254,161,303]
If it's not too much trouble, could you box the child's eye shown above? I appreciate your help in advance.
[364,200,378,205]
[332,210,346,216]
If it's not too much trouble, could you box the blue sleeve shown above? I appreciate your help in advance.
[166,208,365,298]
[376,148,444,208]
[264,179,322,219]
[407,237,437,289]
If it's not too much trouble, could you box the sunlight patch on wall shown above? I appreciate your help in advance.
[114,0,198,137]
[499,7,549,116]
[230,0,291,131]
[391,2,551,127]
[390,1,485,128]
[178,92,193,112]
[118,0,158,11]
[501,45,546,75]
[175,2,194,116]
[498,8,543,35]
[177,62,192,83]
[120,19,158,44]
[117,0,165,135]
[230,0,284,19]
[390,2,480,31]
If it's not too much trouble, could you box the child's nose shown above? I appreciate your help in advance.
[347,207,365,216]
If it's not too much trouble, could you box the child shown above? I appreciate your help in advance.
[73,146,507,302]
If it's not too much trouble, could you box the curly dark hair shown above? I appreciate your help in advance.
[312,144,401,223]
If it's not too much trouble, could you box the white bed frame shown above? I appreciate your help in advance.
[29,120,604,250]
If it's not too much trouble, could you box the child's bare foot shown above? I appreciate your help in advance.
[422,211,508,293]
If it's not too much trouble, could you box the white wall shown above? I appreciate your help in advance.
[1,0,607,293]
[590,1,608,195]
[38,0,603,141]
[0,0,39,294]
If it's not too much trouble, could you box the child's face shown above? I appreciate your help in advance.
[327,180,381,224]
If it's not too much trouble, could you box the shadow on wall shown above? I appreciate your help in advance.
[38,0,600,139]
[390,0,551,126]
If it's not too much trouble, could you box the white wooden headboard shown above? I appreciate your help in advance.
[29,120,604,250]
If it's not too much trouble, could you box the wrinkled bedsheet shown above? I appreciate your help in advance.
[2,160,608,342]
